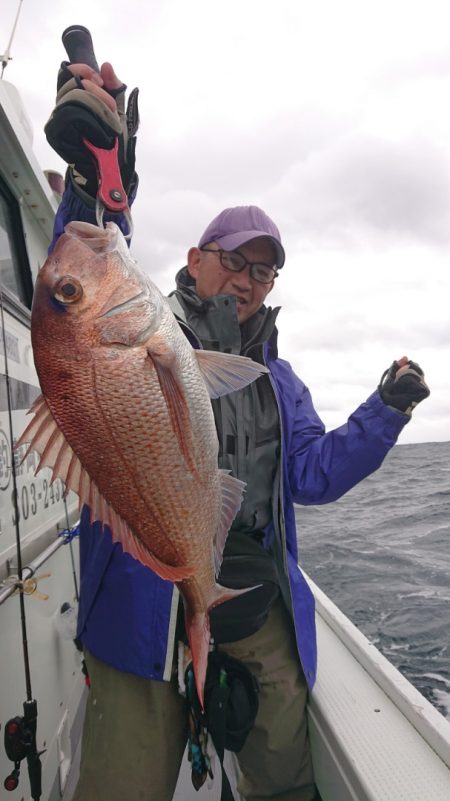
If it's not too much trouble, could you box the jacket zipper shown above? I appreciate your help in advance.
[264,345,309,680]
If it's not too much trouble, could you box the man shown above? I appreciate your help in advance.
[45,61,430,801]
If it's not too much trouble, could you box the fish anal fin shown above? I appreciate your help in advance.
[84,492,195,583]
[140,550,195,582]
[108,509,195,582]
[195,350,269,399]
[213,471,246,576]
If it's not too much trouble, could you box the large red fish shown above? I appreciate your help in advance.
[18,221,268,706]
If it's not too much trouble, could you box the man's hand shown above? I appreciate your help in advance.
[45,60,139,200]
[378,356,430,416]
[63,62,122,112]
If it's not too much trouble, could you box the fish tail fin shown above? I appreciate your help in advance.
[185,584,259,709]
[209,582,260,610]
[184,609,211,711]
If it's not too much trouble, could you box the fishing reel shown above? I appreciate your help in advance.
[3,715,32,790]
[3,701,44,797]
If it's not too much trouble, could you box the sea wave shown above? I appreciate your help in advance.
[297,440,450,719]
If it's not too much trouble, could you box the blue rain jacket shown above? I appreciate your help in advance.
[50,184,410,687]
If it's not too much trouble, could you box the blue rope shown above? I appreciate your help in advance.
[58,524,80,544]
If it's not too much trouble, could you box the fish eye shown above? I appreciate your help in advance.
[54,276,83,304]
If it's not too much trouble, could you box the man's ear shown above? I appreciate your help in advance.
[187,247,201,279]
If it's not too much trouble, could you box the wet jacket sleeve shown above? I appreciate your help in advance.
[285,369,409,506]
[48,180,132,253]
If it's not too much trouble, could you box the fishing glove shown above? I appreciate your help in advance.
[378,360,430,416]
[44,61,139,202]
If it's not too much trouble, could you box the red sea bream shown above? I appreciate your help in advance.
[18,221,268,706]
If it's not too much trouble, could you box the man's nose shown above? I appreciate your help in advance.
[230,265,252,290]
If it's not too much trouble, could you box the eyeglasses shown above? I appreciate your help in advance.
[200,248,278,284]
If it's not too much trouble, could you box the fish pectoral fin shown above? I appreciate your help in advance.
[213,470,246,577]
[149,352,197,474]
[195,350,269,399]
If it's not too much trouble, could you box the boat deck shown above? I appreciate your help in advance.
[307,574,450,801]
[61,574,450,801]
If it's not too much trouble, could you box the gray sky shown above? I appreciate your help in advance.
[3,0,450,443]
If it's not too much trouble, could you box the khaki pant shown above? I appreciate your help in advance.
[72,600,316,801]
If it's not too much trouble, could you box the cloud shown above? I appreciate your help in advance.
[269,133,450,249]
[129,189,217,290]
[4,0,450,443]
[374,47,450,86]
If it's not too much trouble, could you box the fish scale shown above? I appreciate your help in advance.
[90,357,220,565]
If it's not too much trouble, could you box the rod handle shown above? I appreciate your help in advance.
[62,25,100,71]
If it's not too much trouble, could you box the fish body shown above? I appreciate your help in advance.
[19,222,268,706]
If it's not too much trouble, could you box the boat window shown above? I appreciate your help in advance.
[0,178,32,308]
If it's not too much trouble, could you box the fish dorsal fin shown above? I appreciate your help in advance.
[16,395,194,583]
[195,350,269,399]
[15,394,80,485]
[213,470,246,576]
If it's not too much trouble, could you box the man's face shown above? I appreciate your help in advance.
[187,236,276,323]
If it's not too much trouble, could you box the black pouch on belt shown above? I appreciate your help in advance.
[185,650,260,799]
[210,529,280,643]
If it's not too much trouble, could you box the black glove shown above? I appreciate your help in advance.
[378,360,430,416]
[44,61,139,200]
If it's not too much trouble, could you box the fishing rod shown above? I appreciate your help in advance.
[58,24,134,236]
[0,291,43,799]
[1,0,24,79]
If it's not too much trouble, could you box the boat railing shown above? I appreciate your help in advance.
[0,522,80,606]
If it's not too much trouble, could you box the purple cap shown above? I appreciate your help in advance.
[198,206,285,268]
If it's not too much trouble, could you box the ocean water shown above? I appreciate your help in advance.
[296,440,450,719]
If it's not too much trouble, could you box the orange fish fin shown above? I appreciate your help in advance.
[36,427,67,475]
[208,582,260,613]
[184,582,260,710]
[15,395,81,484]
[139,551,195,582]
[150,355,197,474]
[51,438,75,484]
[15,394,54,460]
[195,350,269,399]
[16,397,98,509]
[108,507,195,581]
[184,609,211,711]
[65,453,83,496]
[213,470,246,577]
[17,396,194,584]
[75,471,195,582]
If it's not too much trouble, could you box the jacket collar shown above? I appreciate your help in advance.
[172,265,280,358]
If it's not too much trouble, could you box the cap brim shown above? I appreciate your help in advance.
[215,231,285,269]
